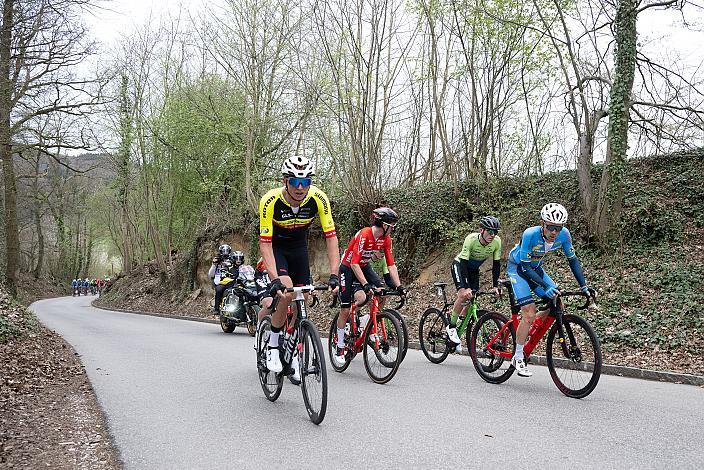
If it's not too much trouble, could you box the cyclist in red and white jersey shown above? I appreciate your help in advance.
[333,208,405,362]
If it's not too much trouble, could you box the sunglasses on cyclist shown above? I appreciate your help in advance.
[544,223,563,233]
[287,177,312,188]
[485,229,499,236]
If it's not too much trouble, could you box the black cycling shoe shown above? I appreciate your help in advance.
[212,308,220,316]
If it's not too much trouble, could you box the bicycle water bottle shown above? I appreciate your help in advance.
[283,325,299,365]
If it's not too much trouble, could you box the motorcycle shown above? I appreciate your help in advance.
[218,263,260,336]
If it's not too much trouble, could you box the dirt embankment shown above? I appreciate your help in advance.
[96,241,704,377]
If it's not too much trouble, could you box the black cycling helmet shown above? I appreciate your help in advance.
[218,244,232,256]
[372,207,399,227]
[479,215,500,231]
[232,251,245,265]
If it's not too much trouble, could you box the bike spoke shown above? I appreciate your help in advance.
[547,315,602,398]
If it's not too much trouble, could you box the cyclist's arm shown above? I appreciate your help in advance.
[325,235,340,276]
[492,260,501,288]
[383,237,399,287]
[387,263,401,288]
[313,187,338,275]
[492,236,502,288]
[259,242,278,281]
[567,257,587,287]
[259,191,279,279]
[561,229,586,287]
[207,264,216,279]
[519,262,549,288]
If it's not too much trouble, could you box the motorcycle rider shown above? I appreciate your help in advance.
[209,245,246,315]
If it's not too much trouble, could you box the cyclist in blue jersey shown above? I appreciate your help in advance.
[507,203,593,377]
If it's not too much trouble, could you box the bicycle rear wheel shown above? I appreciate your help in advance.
[363,311,402,384]
[546,314,602,398]
[469,311,515,384]
[256,316,283,402]
[299,319,328,424]
[418,307,451,364]
[384,308,408,363]
[327,313,352,373]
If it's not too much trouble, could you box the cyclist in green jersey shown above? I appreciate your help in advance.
[448,216,502,349]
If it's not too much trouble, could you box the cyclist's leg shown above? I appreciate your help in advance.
[507,262,545,376]
[337,265,355,328]
[450,260,471,326]
[259,294,273,322]
[269,246,294,350]
[364,265,385,308]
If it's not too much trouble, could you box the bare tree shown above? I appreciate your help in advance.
[0,0,102,294]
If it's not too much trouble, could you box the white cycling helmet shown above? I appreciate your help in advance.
[281,155,315,178]
[540,203,568,224]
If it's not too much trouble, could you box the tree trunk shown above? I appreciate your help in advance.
[0,0,17,294]
[595,0,637,242]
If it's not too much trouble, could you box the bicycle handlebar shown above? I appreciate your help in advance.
[329,287,407,309]
[541,289,597,310]
[268,283,331,312]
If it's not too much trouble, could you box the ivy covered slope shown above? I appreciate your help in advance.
[333,149,704,373]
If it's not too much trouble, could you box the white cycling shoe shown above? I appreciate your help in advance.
[266,347,283,373]
[289,353,301,385]
[511,356,533,377]
[446,326,461,345]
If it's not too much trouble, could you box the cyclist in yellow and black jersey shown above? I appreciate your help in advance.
[259,155,340,376]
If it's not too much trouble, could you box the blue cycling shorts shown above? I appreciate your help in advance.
[506,261,557,307]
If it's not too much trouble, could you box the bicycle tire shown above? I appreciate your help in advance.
[246,305,260,337]
[418,307,451,364]
[256,315,283,402]
[363,311,402,384]
[327,313,352,373]
[299,319,328,424]
[469,311,515,384]
[384,308,408,363]
[546,314,602,399]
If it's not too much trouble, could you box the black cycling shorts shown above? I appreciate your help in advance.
[338,264,382,308]
[451,259,479,292]
[273,244,311,286]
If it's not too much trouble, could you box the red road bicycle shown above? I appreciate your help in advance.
[328,289,405,384]
[469,280,602,398]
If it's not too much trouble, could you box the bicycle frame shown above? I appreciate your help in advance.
[434,283,491,337]
[484,292,588,360]
[347,295,387,354]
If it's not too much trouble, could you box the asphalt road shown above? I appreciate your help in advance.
[32,296,703,470]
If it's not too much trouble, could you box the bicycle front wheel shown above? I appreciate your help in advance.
[363,311,402,384]
[469,311,515,384]
[256,316,283,402]
[246,305,260,337]
[327,313,352,373]
[418,307,451,364]
[546,314,602,398]
[299,319,328,424]
[384,308,408,363]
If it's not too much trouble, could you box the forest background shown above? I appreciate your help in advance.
[1,0,703,372]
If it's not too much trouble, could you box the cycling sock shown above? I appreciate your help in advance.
[268,327,281,349]
[514,343,524,360]
[337,327,345,348]
[449,310,460,328]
